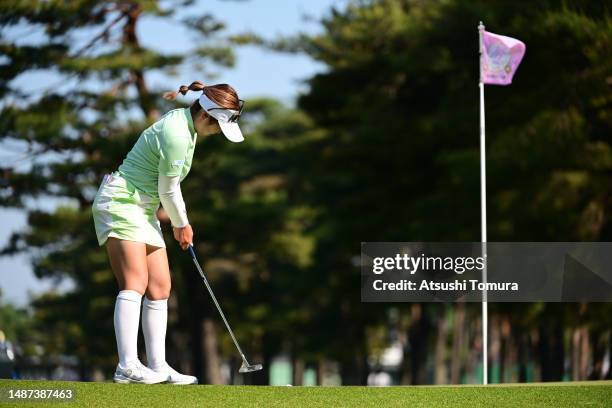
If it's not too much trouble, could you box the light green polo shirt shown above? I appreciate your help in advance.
[117,107,197,198]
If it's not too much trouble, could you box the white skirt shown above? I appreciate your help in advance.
[91,171,166,248]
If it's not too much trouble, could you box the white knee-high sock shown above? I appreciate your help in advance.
[142,296,168,369]
[114,289,143,367]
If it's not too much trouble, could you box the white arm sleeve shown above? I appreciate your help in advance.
[158,173,189,228]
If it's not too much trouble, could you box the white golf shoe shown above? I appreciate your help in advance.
[113,359,168,384]
[150,362,198,385]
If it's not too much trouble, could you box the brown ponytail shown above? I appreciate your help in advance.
[163,81,240,111]
[163,81,206,101]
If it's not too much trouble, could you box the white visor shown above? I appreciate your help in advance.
[198,93,245,143]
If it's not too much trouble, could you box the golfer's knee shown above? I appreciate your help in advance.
[145,282,171,300]
[121,277,147,295]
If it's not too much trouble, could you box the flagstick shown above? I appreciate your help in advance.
[478,20,488,386]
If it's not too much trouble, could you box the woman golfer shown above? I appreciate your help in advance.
[92,81,245,384]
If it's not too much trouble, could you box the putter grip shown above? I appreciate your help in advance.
[188,244,196,259]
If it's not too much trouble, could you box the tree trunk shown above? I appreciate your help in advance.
[360,350,370,385]
[489,315,501,383]
[190,315,204,382]
[339,323,369,385]
[572,327,580,380]
[579,327,589,380]
[404,303,431,385]
[539,318,565,381]
[202,318,223,384]
[122,2,158,120]
[518,333,529,382]
[531,330,542,382]
[450,303,466,384]
[316,358,325,385]
[588,330,605,380]
[292,356,304,386]
[434,307,448,384]
[250,332,272,385]
[501,317,518,383]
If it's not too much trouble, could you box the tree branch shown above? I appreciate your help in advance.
[71,4,136,57]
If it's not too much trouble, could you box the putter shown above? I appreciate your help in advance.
[188,244,263,373]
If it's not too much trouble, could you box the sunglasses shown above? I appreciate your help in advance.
[207,99,245,123]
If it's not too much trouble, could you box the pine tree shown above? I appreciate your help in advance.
[276,0,612,383]
[0,0,242,380]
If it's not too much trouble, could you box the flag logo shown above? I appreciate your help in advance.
[481,30,526,85]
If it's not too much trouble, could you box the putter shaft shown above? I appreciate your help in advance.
[188,245,254,368]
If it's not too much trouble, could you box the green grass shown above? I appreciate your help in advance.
[0,380,610,407]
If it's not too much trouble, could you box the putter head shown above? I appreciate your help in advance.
[239,362,263,373]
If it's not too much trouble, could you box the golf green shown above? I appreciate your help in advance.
[0,379,610,407]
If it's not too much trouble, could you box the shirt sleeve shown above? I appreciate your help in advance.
[158,173,189,228]
[158,118,190,177]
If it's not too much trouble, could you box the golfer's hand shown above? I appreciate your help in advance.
[173,224,193,250]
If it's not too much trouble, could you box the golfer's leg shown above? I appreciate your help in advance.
[143,246,198,384]
[142,244,171,369]
[144,244,172,300]
[106,237,148,367]
[106,237,149,293]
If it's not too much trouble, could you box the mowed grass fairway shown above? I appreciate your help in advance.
[0,380,611,407]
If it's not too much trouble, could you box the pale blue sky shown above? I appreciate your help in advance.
[0,0,346,307]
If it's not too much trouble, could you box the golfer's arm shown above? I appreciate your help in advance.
[158,174,189,228]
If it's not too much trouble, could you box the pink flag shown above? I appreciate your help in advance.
[481,30,526,85]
